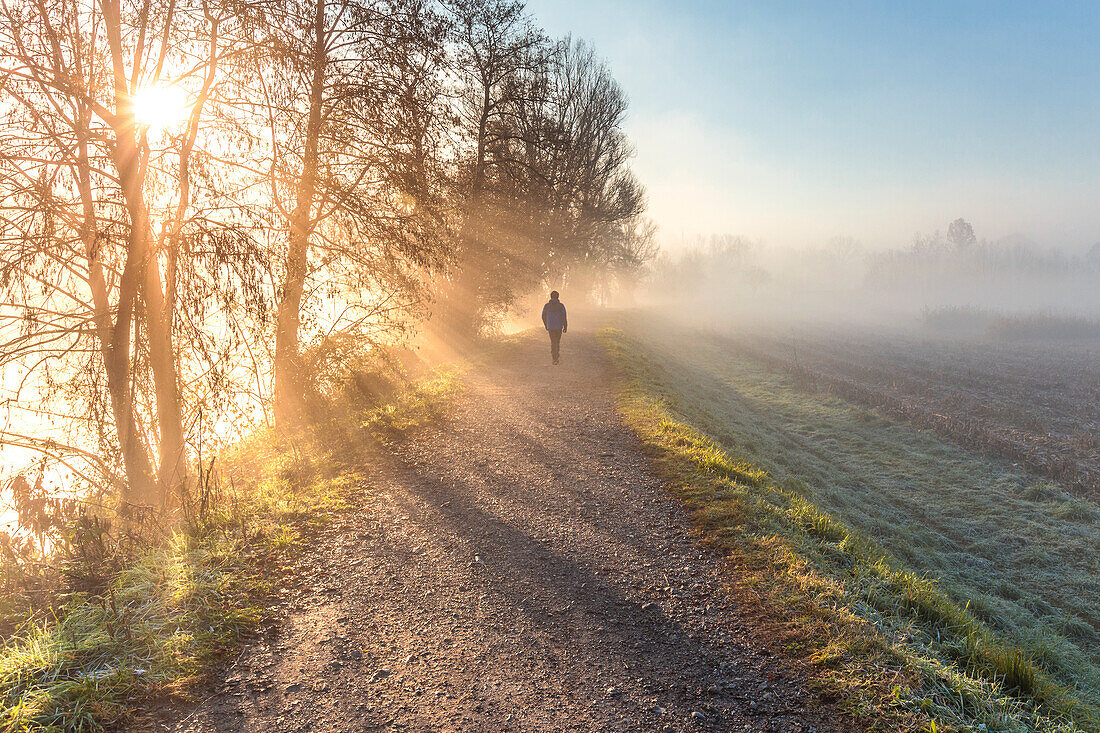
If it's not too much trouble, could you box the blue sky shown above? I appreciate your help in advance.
[525,0,1100,250]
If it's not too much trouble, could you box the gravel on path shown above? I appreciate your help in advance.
[161,331,842,732]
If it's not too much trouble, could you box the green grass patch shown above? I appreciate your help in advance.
[599,321,1099,733]
[363,367,464,438]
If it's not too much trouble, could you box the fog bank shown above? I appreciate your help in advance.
[643,223,1100,337]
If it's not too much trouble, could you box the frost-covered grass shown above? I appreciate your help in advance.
[0,535,264,731]
[600,318,1099,733]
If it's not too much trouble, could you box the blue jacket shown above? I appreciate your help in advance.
[542,299,567,331]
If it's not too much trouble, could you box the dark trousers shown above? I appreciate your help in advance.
[548,329,563,362]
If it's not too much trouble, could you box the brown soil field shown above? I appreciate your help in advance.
[731,330,1100,499]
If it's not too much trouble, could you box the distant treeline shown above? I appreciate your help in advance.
[923,308,1100,340]
[867,221,1100,282]
[0,0,653,509]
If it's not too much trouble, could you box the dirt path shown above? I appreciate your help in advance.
[162,331,840,732]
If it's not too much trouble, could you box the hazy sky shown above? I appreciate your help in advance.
[526,0,1100,251]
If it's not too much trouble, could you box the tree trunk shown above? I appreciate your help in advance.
[115,133,186,503]
[274,0,326,427]
[143,248,187,501]
[75,110,157,503]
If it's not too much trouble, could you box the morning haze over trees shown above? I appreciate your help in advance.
[0,0,652,509]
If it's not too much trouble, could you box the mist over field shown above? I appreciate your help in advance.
[641,223,1100,336]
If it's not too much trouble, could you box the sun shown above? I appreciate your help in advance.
[130,85,189,132]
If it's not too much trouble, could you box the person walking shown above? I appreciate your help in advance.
[541,291,568,365]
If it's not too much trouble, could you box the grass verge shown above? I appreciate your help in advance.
[0,366,462,731]
[598,325,1098,733]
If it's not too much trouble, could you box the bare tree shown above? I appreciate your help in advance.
[948,217,976,249]
[259,0,452,424]
[544,38,646,294]
[469,35,647,313]
[601,216,658,305]
[435,0,546,334]
[0,0,251,504]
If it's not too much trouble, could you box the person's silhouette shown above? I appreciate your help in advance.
[541,291,567,365]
